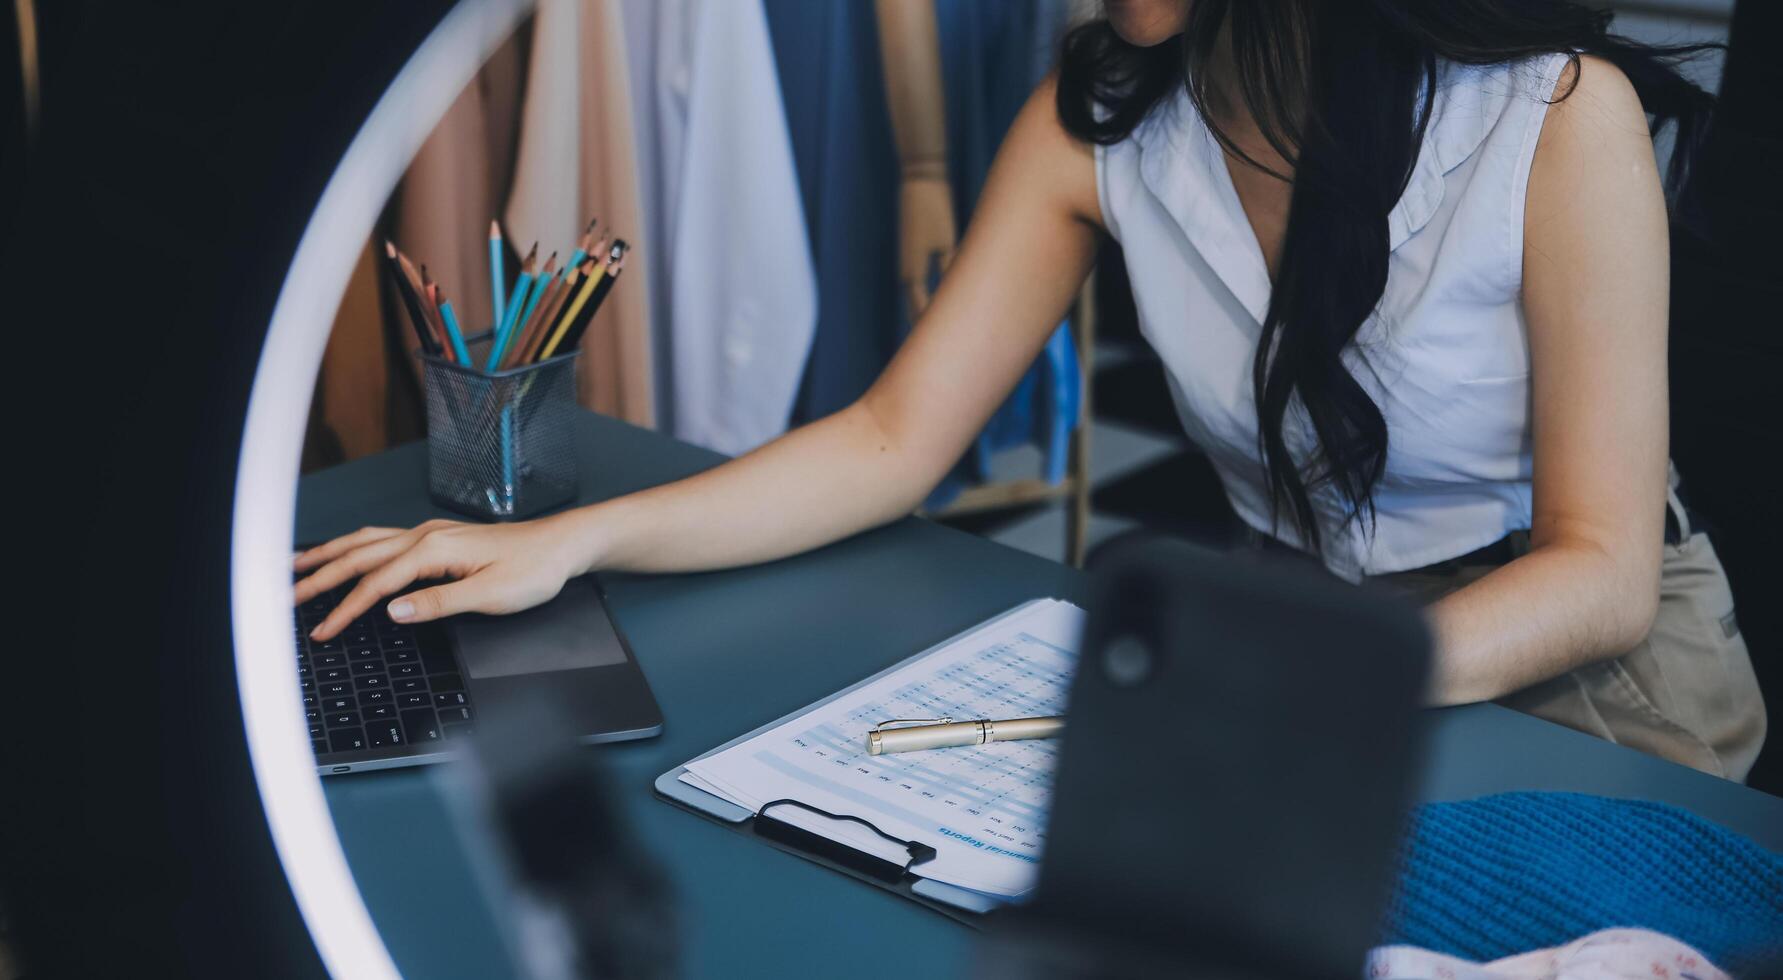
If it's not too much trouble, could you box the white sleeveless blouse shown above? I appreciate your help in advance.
[1095,53,1570,579]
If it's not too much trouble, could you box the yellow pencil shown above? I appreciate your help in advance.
[537,258,607,361]
[518,263,581,365]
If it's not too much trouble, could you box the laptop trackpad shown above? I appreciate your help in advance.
[450,578,628,679]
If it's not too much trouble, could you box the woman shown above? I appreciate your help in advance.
[298,1,1765,779]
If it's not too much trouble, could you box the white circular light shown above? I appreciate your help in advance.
[230,1,531,975]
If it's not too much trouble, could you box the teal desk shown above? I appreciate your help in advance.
[298,411,1782,979]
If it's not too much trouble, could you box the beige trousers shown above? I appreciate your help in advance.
[1374,488,1767,782]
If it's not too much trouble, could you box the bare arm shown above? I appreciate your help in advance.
[298,79,1101,638]
[1424,57,1670,704]
[876,0,949,170]
[875,0,959,314]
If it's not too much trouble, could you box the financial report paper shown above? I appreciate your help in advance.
[680,598,1084,898]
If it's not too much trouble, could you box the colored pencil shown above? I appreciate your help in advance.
[565,217,597,272]
[438,295,473,367]
[518,264,580,367]
[395,249,445,345]
[383,240,440,354]
[538,258,604,362]
[419,265,453,354]
[559,249,626,355]
[542,240,627,363]
[502,272,565,371]
[532,234,607,358]
[392,220,629,376]
[488,220,505,333]
[500,404,516,504]
[487,244,537,370]
[519,264,579,367]
[528,255,565,330]
[514,251,557,342]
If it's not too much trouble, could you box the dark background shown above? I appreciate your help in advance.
[2,3,452,976]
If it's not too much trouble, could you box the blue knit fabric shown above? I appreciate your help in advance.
[1383,793,1783,975]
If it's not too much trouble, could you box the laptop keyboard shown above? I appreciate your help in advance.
[295,583,475,758]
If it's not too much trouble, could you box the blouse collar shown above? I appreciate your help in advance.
[1131,60,1499,327]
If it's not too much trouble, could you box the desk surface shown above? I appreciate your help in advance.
[299,412,1781,980]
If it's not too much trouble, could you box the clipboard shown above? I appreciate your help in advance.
[652,599,1065,925]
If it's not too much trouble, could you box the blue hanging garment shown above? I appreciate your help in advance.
[765,0,1078,507]
[1384,792,1783,975]
[762,1,903,426]
[1037,323,1080,485]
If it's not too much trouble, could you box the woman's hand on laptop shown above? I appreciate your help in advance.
[294,517,584,641]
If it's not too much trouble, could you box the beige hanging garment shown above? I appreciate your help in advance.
[306,29,530,469]
[504,0,655,426]
[309,239,394,468]
[392,30,529,356]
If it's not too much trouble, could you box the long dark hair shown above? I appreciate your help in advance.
[1058,1,1716,553]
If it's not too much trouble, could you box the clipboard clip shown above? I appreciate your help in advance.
[870,717,953,732]
[756,798,938,882]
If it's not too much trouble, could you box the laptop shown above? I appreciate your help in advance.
[293,573,663,775]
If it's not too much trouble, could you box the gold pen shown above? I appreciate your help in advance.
[866,716,1065,755]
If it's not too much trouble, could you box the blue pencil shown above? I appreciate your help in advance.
[565,217,597,274]
[488,220,505,337]
[486,282,526,370]
[511,253,556,347]
[499,404,516,510]
[438,299,473,367]
[488,244,534,370]
[487,261,536,370]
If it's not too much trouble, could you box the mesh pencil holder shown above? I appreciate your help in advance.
[421,331,579,521]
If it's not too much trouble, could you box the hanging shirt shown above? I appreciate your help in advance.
[620,0,816,454]
[761,0,903,426]
[1096,54,1570,579]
